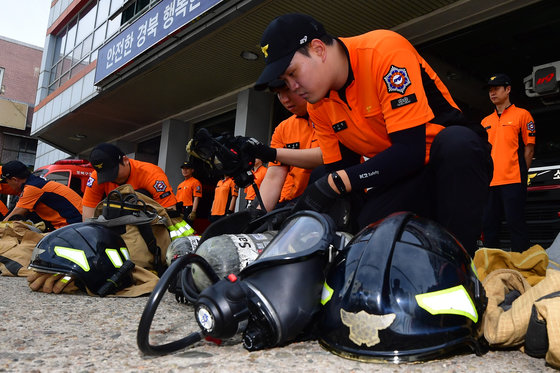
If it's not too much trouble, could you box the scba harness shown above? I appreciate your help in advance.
[93,185,194,276]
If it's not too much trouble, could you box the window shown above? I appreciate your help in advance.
[47,0,160,95]
[121,0,150,24]
[0,67,4,92]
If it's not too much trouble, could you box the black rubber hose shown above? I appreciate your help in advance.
[136,253,219,355]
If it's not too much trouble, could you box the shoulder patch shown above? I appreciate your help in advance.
[527,121,535,132]
[86,176,95,188]
[153,180,167,192]
[383,65,411,94]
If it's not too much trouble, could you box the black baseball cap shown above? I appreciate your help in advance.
[485,73,512,87]
[89,143,125,184]
[1,160,29,182]
[181,160,194,168]
[254,13,326,90]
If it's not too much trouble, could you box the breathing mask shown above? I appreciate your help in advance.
[137,210,344,355]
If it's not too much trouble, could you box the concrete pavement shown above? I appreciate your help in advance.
[0,276,556,372]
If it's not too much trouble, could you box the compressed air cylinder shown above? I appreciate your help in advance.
[165,235,201,266]
[191,232,276,292]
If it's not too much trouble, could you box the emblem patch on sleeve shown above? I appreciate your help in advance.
[153,180,167,192]
[527,121,535,132]
[86,176,95,188]
[383,65,411,94]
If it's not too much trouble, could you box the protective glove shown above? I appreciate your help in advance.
[27,271,78,294]
[188,211,196,221]
[293,174,339,213]
[239,137,277,163]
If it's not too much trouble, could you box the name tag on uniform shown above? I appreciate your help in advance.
[286,142,300,149]
[390,93,417,109]
[332,121,348,132]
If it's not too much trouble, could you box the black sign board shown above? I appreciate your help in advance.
[535,66,557,94]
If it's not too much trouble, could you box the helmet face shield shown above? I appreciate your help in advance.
[29,223,134,295]
[318,212,487,363]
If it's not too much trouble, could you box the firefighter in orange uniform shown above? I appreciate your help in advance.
[209,175,238,222]
[176,160,202,224]
[0,165,20,219]
[82,143,178,220]
[481,73,536,252]
[253,13,492,256]
[1,160,83,229]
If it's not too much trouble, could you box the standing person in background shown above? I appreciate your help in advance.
[209,175,238,223]
[1,160,83,229]
[244,158,267,209]
[175,160,202,225]
[481,73,536,252]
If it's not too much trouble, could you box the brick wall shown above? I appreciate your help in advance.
[0,37,43,105]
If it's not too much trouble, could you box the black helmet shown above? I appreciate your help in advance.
[318,212,487,362]
[29,223,135,296]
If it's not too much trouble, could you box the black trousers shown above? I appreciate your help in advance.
[357,126,493,257]
[482,183,530,252]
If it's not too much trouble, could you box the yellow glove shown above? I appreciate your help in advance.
[27,271,78,294]
[188,211,196,221]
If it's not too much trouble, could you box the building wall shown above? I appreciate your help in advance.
[0,36,42,166]
[32,0,126,168]
[0,37,42,104]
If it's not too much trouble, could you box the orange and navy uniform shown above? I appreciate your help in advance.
[16,174,83,229]
[176,177,202,207]
[210,177,238,216]
[482,104,536,186]
[83,158,177,209]
[269,114,319,202]
[309,30,461,173]
[0,168,19,216]
[244,165,267,201]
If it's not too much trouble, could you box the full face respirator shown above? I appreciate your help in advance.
[137,210,343,355]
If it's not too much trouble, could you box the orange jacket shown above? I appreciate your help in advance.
[270,115,319,201]
[309,30,459,165]
[244,165,267,201]
[17,175,83,229]
[211,177,238,216]
[83,158,177,208]
[176,177,202,207]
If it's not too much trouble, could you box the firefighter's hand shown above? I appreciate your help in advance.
[239,137,277,163]
[27,271,76,294]
[293,174,339,213]
[188,211,196,221]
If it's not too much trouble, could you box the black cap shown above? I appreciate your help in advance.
[1,160,29,181]
[486,73,512,87]
[255,13,326,90]
[181,160,194,168]
[89,143,125,184]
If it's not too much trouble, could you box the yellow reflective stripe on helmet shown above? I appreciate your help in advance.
[321,281,334,305]
[415,285,478,322]
[167,220,194,240]
[54,246,90,272]
[105,249,124,268]
[120,247,130,260]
